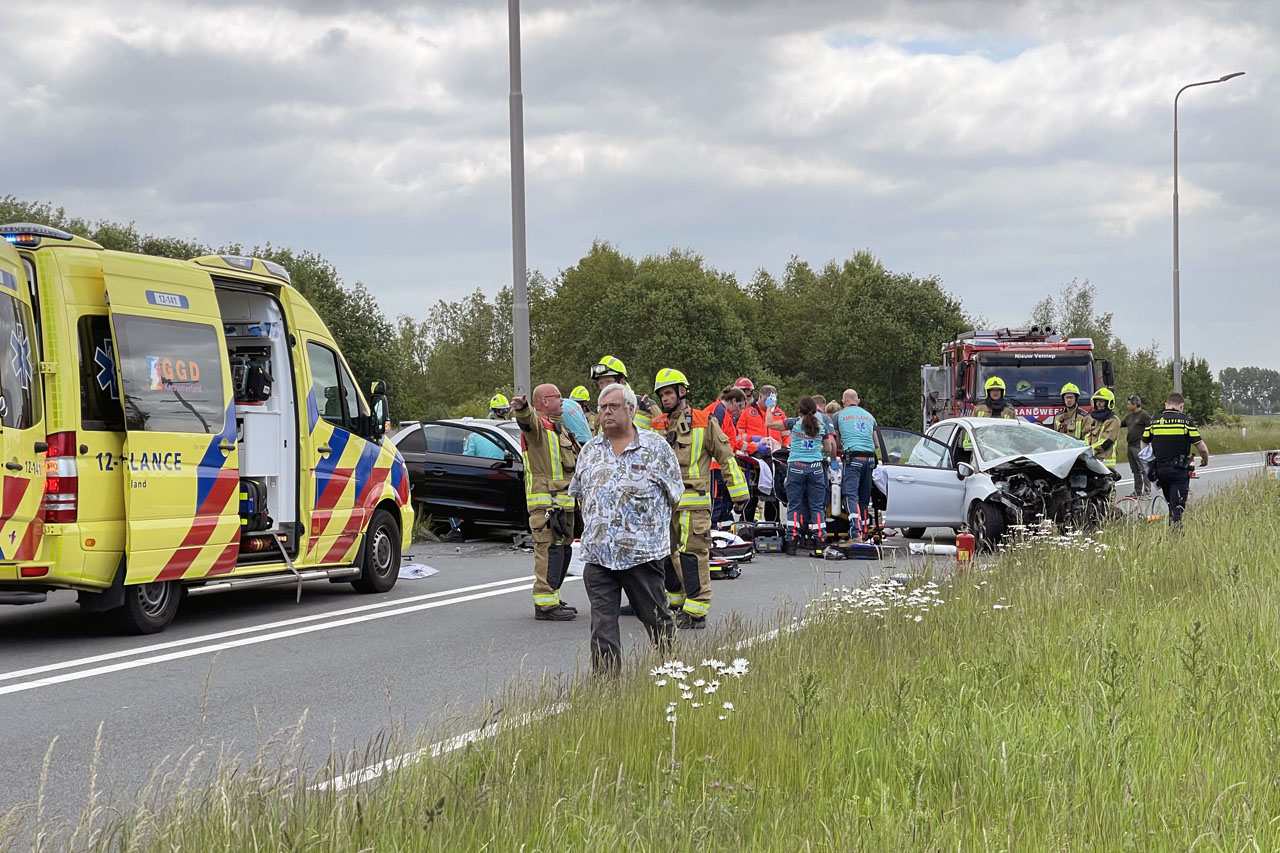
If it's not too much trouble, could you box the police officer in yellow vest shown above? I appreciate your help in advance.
[1052,382,1089,439]
[589,355,656,432]
[513,386,579,622]
[973,376,1019,419]
[649,369,748,629]
[1084,387,1122,472]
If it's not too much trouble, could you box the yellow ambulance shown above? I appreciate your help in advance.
[0,223,413,633]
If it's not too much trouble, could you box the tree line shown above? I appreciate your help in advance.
[1220,367,1280,415]
[1,195,1243,428]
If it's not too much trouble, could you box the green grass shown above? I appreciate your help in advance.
[11,477,1280,851]
[1201,415,1280,455]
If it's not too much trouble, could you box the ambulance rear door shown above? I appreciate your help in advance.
[0,247,45,564]
[102,255,241,583]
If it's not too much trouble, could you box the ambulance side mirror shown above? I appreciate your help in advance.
[370,393,389,440]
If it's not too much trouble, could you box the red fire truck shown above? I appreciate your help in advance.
[921,326,1114,429]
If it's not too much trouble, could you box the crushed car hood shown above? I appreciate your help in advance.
[981,447,1111,478]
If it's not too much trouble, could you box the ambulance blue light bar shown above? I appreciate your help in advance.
[0,222,75,248]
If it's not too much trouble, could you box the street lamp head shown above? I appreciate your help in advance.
[1219,72,1246,82]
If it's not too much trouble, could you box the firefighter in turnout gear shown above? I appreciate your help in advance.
[1084,387,1122,472]
[649,369,748,629]
[513,386,580,621]
[589,355,655,431]
[1052,382,1089,439]
[973,376,1018,419]
[489,393,513,419]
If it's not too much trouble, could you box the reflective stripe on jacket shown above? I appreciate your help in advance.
[516,405,577,512]
[652,407,749,508]
[1085,413,1121,469]
[1053,407,1089,440]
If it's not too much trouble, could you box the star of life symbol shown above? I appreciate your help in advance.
[95,343,119,399]
[9,327,31,391]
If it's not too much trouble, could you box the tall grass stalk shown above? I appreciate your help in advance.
[12,477,1280,850]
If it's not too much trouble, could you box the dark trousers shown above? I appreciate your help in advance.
[785,460,827,542]
[710,469,733,526]
[1155,464,1191,526]
[1127,444,1149,495]
[743,497,780,523]
[584,559,674,674]
[841,454,876,538]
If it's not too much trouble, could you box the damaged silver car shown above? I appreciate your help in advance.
[873,417,1115,549]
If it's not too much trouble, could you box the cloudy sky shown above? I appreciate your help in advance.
[3,1,1276,370]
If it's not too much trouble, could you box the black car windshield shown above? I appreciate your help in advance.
[973,421,1085,459]
[976,354,1094,403]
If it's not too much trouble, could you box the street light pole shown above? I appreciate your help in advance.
[508,0,531,398]
[1172,71,1244,394]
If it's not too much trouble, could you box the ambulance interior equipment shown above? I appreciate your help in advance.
[216,289,298,557]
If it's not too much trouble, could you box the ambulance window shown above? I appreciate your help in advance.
[21,258,41,349]
[307,342,367,430]
[114,316,226,434]
[339,361,367,419]
[77,316,126,432]
[0,293,41,430]
[307,342,349,429]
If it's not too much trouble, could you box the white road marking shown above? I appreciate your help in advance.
[0,578,581,697]
[1116,460,1260,486]
[312,701,572,793]
[314,619,808,793]
[0,575,539,685]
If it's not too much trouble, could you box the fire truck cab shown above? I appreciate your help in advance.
[922,326,1114,429]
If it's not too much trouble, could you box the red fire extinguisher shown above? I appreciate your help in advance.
[956,528,976,569]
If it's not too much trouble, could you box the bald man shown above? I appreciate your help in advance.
[513,385,580,621]
[836,388,878,540]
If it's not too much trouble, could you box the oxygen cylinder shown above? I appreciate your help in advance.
[829,459,842,516]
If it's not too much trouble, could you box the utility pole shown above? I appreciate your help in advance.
[508,0,531,397]
[1172,71,1244,394]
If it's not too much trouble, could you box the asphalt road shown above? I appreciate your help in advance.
[0,451,1267,825]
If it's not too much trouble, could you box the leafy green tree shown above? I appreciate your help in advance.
[1167,356,1222,424]
[1220,366,1280,415]
[756,252,970,427]
[0,196,414,419]
[536,245,762,405]
[1028,278,1170,412]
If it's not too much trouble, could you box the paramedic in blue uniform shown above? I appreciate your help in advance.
[836,389,878,541]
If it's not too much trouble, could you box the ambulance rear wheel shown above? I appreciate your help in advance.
[353,509,400,594]
[113,580,181,634]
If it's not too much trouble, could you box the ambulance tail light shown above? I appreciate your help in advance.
[44,431,79,523]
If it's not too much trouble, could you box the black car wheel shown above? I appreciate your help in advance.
[111,580,181,634]
[900,527,926,539]
[966,500,1007,552]
[353,508,401,594]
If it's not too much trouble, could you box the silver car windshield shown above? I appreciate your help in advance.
[973,421,1085,459]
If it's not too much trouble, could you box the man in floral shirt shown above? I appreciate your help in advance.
[570,383,684,674]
